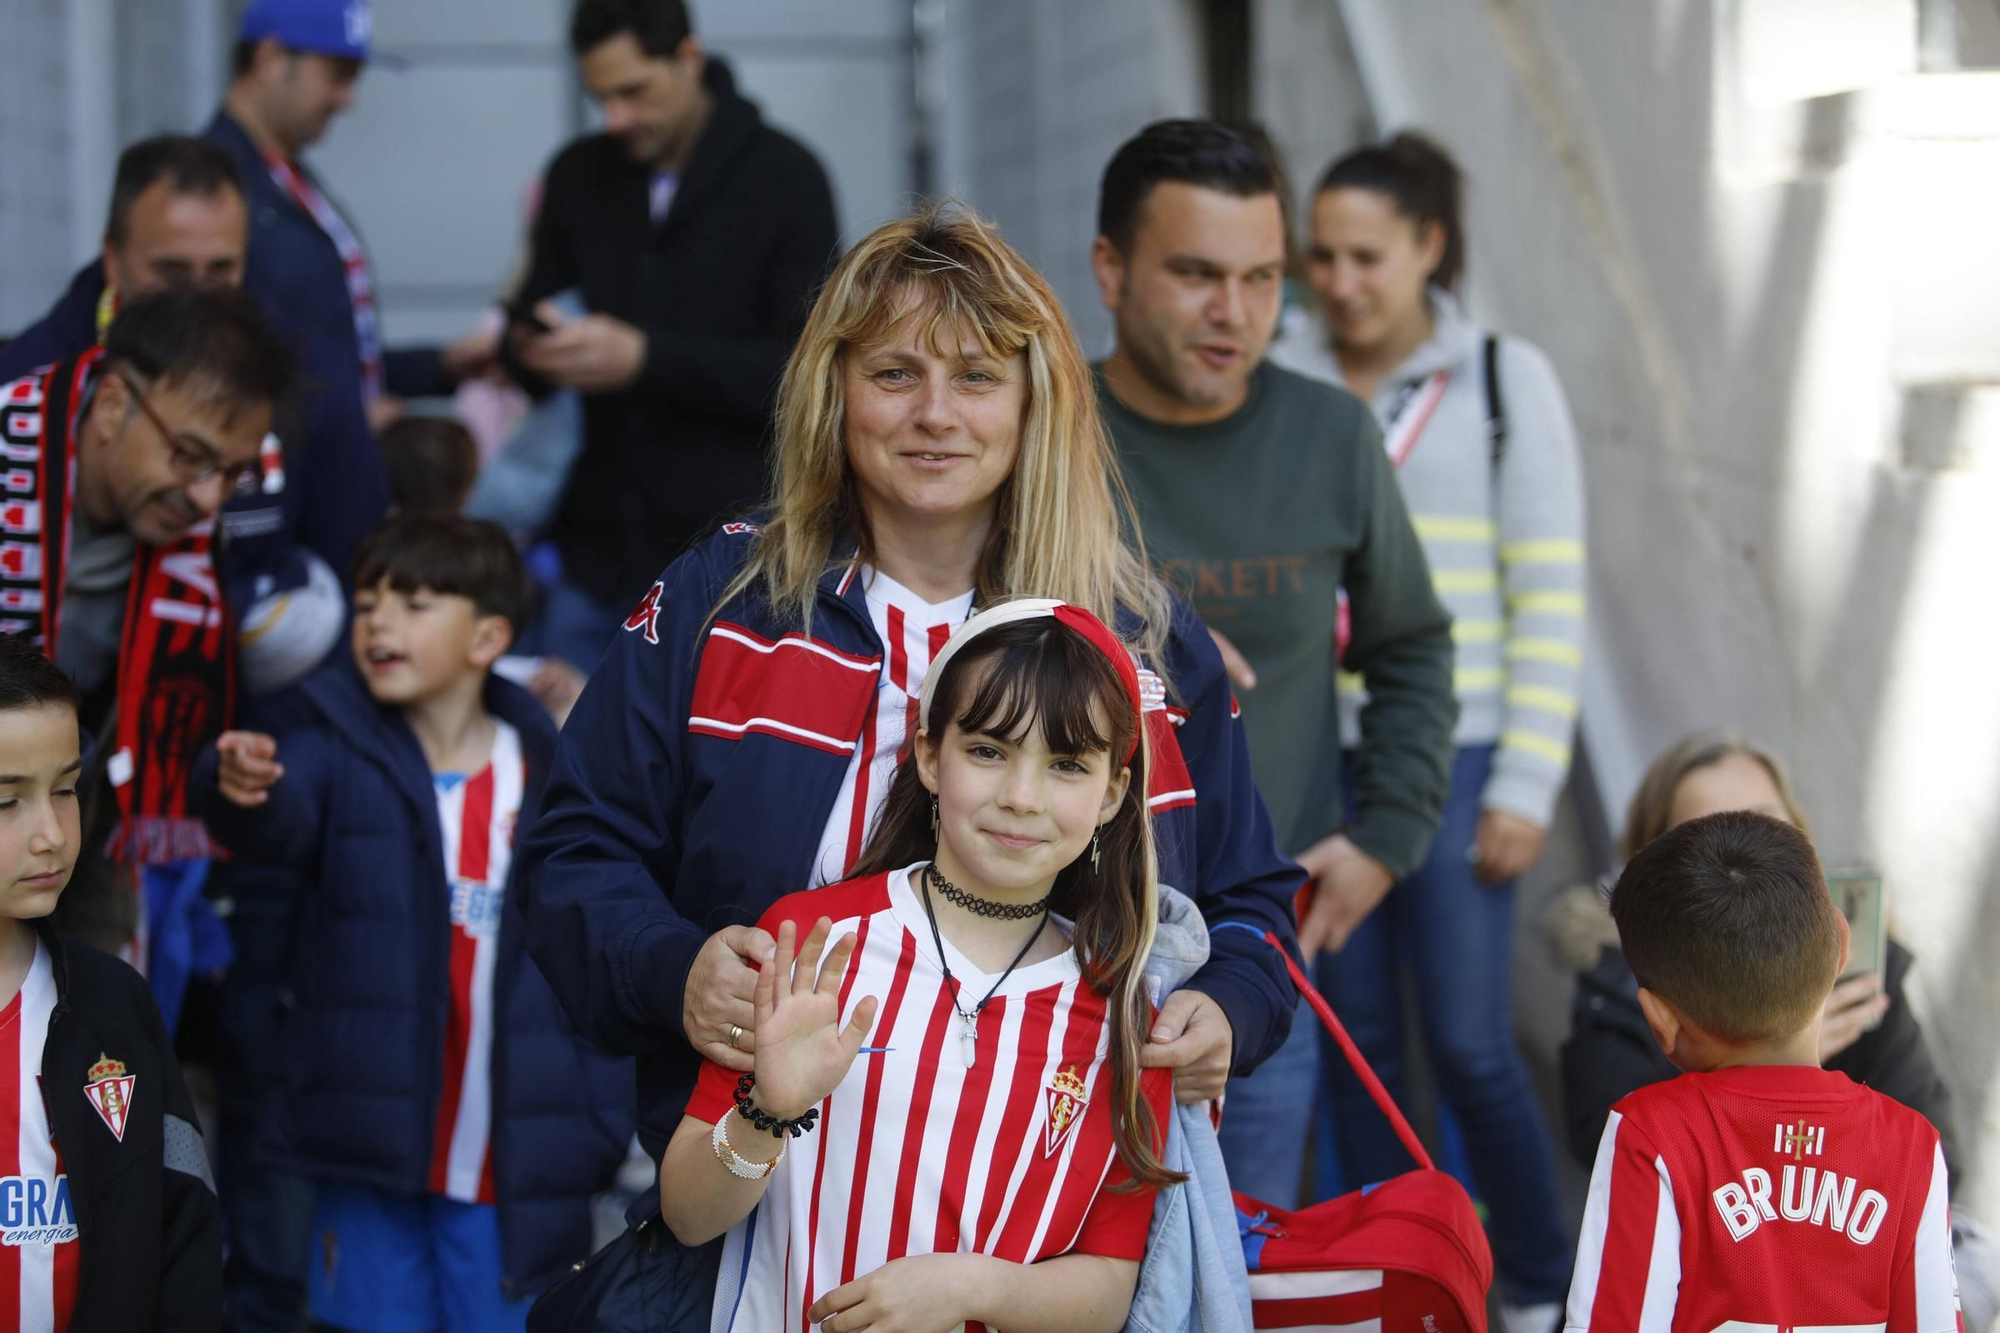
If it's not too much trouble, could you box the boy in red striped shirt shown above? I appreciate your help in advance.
[204,516,631,1332]
[1567,811,1960,1333]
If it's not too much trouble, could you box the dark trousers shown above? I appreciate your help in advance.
[217,886,316,1332]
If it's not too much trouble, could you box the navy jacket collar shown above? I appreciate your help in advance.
[658,57,762,233]
[298,655,556,818]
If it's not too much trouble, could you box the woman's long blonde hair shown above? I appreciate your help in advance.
[716,200,1172,661]
[1619,731,1811,862]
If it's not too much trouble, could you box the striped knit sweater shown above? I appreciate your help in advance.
[1273,289,1587,827]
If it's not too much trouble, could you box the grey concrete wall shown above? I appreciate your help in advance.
[0,0,224,334]
[933,0,1206,354]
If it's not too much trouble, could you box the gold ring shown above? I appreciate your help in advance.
[728,1023,745,1050]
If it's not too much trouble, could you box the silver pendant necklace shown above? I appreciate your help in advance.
[919,863,1047,1070]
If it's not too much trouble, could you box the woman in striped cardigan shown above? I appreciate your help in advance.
[1271,130,1587,1328]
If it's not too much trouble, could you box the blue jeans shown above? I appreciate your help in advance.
[1314,744,1570,1303]
[310,1185,531,1332]
[217,887,315,1332]
[1214,993,1321,1207]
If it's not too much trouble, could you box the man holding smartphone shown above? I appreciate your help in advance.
[501,0,838,670]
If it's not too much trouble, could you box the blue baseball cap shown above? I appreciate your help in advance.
[238,0,378,62]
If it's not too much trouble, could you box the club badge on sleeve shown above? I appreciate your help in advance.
[1044,1065,1088,1158]
[84,1053,136,1142]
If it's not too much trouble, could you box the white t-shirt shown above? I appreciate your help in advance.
[808,569,974,887]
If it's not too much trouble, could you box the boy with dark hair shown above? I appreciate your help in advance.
[0,634,221,1330]
[194,516,632,1333]
[1568,810,1960,1330]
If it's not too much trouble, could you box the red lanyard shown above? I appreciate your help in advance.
[265,156,383,404]
[1379,369,1451,469]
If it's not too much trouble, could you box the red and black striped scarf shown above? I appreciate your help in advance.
[0,349,234,863]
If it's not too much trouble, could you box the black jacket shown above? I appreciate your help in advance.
[1559,940,1958,1176]
[37,923,221,1331]
[505,57,838,605]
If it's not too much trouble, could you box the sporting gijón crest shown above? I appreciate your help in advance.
[83,1053,135,1142]
[1044,1064,1088,1158]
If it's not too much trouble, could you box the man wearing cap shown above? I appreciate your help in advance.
[203,0,499,576]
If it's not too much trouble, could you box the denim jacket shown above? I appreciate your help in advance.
[1125,891,1255,1333]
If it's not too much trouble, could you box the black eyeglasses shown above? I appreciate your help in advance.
[119,374,257,495]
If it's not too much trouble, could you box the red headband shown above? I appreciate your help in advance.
[919,599,1144,763]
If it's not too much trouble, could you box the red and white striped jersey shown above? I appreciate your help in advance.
[1566,1065,1961,1333]
[428,719,526,1204]
[0,942,78,1331]
[809,570,974,887]
[688,867,1170,1333]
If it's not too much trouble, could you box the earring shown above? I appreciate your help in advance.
[1090,830,1101,874]
[930,796,939,839]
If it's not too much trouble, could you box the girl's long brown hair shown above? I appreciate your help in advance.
[848,616,1183,1190]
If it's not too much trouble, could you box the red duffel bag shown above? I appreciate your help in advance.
[1232,935,1494,1331]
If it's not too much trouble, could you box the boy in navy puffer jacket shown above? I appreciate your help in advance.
[196,515,633,1332]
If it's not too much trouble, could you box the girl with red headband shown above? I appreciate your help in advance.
[656,600,1179,1333]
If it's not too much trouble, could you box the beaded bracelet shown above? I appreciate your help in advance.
[734,1073,821,1138]
[710,1110,784,1180]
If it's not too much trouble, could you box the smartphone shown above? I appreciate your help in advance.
[502,298,553,335]
[1826,867,1886,982]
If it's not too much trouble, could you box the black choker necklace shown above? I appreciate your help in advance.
[919,863,1048,1068]
[925,861,1050,920]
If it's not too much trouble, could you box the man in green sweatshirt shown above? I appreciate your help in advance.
[1090,119,1457,1205]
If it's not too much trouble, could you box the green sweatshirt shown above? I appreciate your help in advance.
[1098,361,1458,879]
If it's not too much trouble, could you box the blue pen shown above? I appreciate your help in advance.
[857,1047,893,1054]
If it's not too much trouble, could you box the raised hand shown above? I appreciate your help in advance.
[749,918,878,1121]
[215,731,284,808]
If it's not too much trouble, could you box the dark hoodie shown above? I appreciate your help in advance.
[503,57,838,605]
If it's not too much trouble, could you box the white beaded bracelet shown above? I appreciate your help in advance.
[712,1110,785,1180]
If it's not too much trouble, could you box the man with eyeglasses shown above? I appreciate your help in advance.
[0,287,288,747]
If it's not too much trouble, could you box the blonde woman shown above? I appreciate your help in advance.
[517,202,1302,1187]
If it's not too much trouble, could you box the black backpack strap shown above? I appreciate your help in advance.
[1483,333,1508,470]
